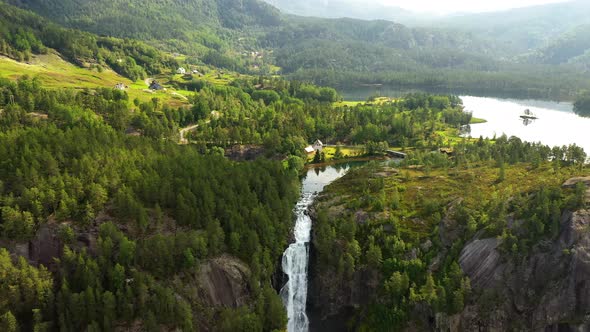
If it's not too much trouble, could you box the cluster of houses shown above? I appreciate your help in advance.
[304,140,323,154]
[114,83,129,90]
[241,51,264,59]
[177,67,203,76]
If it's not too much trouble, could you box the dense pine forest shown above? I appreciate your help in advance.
[0,0,589,331]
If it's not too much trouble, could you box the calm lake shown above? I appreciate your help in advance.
[342,87,590,154]
[461,96,590,153]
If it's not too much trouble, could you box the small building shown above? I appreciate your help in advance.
[177,67,186,75]
[439,148,454,156]
[312,139,323,152]
[304,146,315,154]
[114,83,126,90]
[149,81,163,91]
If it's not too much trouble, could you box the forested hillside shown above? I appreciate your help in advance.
[4,0,590,98]
[0,67,490,330]
[0,0,590,331]
[527,24,590,67]
[0,76,303,331]
[261,0,423,24]
[6,0,281,38]
[309,138,587,331]
[437,0,590,52]
[0,3,177,80]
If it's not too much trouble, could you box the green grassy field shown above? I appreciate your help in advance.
[323,160,583,239]
[0,53,131,89]
[306,145,366,162]
[333,100,365,107]
[0,53,198,108]
[334,97,396,108]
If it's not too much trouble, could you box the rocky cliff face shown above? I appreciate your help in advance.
[307,243,378,332]
[436,179,590,331]
[309,176,590,331]
[197,254,252,308]
[4,221,256,331]
[307,205,380,332]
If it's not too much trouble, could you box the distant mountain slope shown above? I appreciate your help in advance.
[6,0,281,40]
[438,0,590,52]
[5,0,588,98]
[263,16,503,74]
[5,0,506,69]
[261,0,426,24]
[529,24,590,66]
[0,2,176,80]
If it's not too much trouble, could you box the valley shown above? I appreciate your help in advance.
[0,0,589,331]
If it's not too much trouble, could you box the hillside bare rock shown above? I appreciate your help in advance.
[439,198,464,247]
[198,254,252,308]
[444,208,590,331]
[562,176,590,203]
[562,176,590,188]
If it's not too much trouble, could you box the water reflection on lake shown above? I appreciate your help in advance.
[461,96,590,153]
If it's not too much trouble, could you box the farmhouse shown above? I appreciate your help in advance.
[304,139,324,154]
[312,139,323,152]
[114,83,127,90]
[177,67,186,75]
[149,81,163,91]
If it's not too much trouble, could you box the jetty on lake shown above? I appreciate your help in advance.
[386,150,407,158]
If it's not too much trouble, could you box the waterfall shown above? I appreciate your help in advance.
[280,164,355,332]
[280,192,315,332]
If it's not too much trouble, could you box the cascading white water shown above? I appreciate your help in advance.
[280,165,353,332]
[280,192,315,332]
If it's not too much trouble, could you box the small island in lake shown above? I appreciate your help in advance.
[520,108,538,120]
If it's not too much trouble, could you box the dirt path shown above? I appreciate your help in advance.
[171,91,188,100]
[179,120,210,144]
[179,124,199,144]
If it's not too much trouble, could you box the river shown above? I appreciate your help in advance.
[461,96,590,153]
[280,163,359,332]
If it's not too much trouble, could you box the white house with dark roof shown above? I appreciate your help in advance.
[312,139,323,152]
[304,139,324,154]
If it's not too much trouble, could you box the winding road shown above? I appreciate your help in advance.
[179,124,199,144]
[179,120,210,144]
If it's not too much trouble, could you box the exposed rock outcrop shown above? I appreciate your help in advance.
[197,254,252,308]
[307,204,381,332]
[445,208,590,331]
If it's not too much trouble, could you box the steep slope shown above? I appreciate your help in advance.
[260,0,426,24]
[308,148,589,331]
[438,0,590,53]
[263,16,504,79]
[528,24,590,66]
[5,0,588,98]
[6,0,282,39]
[0,2,177,81]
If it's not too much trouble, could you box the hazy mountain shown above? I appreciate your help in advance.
[526,24,590,70]
[260,0,429,24]
[6,0,282,40]
[437,0,590,52]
